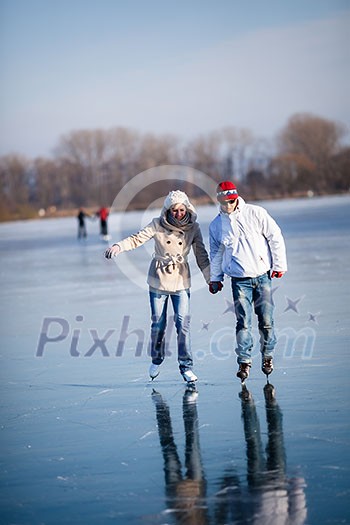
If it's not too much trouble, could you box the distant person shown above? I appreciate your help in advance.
[208,181,287,383]
[97,207,109,239]
[77,208,90,239]
[104,190,210,385]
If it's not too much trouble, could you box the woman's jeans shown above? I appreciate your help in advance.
[231,272,276,365]
[149,288,192,372]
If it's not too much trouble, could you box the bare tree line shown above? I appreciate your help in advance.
[0,112,349,221]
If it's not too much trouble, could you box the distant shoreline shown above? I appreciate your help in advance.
[1,190,349,224]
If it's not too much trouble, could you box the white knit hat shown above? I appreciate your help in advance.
[163,190,191,210]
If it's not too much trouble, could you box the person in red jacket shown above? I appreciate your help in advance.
[97,207,109,239]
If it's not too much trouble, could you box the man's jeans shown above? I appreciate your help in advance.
[231,272,276,365]
[149,288,192,372]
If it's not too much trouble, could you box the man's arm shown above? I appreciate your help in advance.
[261,211,288,274]
[192,225,211,283]
[209,219,225,282]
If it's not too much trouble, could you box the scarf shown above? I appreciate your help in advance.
[165,209,191,229]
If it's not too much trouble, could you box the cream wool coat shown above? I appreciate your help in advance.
[117,206,210,292]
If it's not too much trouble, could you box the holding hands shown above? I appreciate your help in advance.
[209,281,223,294]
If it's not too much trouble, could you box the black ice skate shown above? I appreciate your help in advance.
[262,357,274,378]
[236,363,251,383]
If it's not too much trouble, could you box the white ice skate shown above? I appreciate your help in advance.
[149,364,160,380]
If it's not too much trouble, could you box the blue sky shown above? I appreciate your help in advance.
[1,0,349,157]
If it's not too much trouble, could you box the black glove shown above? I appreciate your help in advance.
[209,281,223,294]
[104,244,120,259]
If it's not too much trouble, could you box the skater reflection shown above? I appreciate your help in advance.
[214,384,307,524]
[152,389,209,525]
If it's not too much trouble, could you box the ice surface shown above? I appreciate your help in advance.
[1,195,350,524]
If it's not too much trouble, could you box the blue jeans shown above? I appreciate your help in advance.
[149,288,192,372]
[231,272,276,365]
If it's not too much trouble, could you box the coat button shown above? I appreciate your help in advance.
[178,241,182,245]
[166,240,171,244]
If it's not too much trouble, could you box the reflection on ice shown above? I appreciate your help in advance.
[151,385,307,525]
[152,388,208,524]
[234,384,307,525]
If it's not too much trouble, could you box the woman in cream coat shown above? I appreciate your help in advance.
[105,190,210,384]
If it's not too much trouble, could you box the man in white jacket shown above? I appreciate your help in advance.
[209,181,287,382]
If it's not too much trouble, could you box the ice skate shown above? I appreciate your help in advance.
[236,363,251,383]
[149,363,160,381]
[262,357,274,377]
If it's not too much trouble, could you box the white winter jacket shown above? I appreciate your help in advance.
[209,197,287,280]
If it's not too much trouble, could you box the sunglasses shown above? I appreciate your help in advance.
[221,199,237,205]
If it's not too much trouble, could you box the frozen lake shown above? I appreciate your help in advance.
[1,194,350,524]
